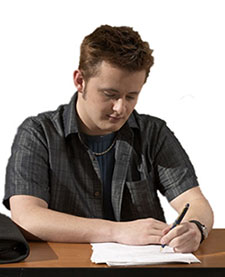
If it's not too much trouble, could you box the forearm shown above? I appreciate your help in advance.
[10,195,115,243]
[12,205,115,243]
[183,197,214,232]
[170,187,214,233]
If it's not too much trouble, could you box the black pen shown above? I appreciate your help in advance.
[161,203,190,249]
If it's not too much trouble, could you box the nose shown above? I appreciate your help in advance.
[112,98,126,115]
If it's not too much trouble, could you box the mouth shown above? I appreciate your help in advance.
[108,115,123,122]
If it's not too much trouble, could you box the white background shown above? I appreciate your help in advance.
[0,0,224,227]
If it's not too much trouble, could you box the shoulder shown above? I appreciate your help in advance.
[18,103,67,137]
[130,110,167,134]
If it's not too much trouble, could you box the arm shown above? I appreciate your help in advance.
[10,195,168,244]
[160,186,214,252]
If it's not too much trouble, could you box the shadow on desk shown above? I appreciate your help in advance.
[26,242,58,263]
[194,229,225,267]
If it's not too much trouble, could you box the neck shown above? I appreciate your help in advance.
[76,95,94,135]
[76,98,108,136]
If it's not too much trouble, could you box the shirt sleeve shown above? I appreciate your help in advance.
[153,123,199,202]
[3,117,50,209]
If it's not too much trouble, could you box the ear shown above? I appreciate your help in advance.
[73,70,85,92]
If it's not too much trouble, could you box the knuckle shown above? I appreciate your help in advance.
[146,218,154,227]
[190,228,196,237]
[171,237,180,248]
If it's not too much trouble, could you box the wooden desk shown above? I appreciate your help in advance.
[0,229,225,276]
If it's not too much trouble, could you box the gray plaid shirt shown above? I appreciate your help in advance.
[3,93,199,222]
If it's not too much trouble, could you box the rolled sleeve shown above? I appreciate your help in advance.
[3,118,50,209]
[154,124,199,202]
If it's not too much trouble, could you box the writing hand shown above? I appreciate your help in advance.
[160,221,202,253]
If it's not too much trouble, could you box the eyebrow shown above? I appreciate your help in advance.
[99,88,140,95]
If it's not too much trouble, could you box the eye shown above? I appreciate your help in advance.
[126,95,136,101]
[103,91,117,98]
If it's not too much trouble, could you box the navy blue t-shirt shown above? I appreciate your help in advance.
[83,132,116,220]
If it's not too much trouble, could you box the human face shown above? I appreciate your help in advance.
[75,61,146,135]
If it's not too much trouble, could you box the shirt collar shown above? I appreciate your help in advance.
[63,92,139,138]
[126,110,139,129]
[63,92,79,137]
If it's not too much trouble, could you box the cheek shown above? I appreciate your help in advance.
[94,103,111,118]
[100,102,113,112]
[127,101,137,113]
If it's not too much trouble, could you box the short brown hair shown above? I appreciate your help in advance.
[78,25,154,82]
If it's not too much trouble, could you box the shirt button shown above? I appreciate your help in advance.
[94,191,100,197]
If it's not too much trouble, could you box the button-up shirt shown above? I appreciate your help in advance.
[3,93,199,222]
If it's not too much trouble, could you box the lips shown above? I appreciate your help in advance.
[109,115,121,119]
[108,115,123,122]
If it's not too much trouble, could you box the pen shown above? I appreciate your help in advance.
[161,203,190,249]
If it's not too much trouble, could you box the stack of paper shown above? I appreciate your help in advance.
[91,243,200,266]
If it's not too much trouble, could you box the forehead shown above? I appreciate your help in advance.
[89,61,146,91]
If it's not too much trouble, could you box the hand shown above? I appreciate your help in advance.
[112,218,169,245]
[160,222,202,253]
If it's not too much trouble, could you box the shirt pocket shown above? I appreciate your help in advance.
[122,175,165,221]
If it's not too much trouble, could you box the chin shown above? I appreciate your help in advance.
[97,119,125,134]
[105,124,124,133]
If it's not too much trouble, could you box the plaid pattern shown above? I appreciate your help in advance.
[3,93,199,222]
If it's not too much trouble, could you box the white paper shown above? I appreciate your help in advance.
[91,243,200,266]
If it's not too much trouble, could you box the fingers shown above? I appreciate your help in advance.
[114,218,169,245]
[145,218,168,234]
[160,222,201,253]
[162,225,172,236]
[161,223,188,245]
[131,218,168,245]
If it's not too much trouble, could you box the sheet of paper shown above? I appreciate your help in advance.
[91,243,200,266]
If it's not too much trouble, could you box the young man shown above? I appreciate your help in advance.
[3,25,213,253]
